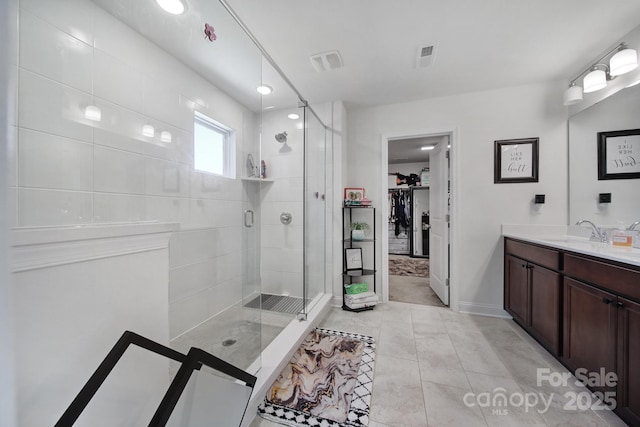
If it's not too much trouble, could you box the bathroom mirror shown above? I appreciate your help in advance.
[568,82,640,226]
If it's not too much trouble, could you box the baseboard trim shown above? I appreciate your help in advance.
[457,301,512,318]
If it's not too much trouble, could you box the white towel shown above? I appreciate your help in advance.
[345,295,379,304]
[345,291,377,301]
[346,300,377,309]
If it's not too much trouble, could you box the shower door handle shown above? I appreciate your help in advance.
[244,210,254,228]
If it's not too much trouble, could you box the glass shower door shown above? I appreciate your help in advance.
[303,107,327,315]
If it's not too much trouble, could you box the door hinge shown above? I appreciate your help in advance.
[445,278,450,287]
[445,214,450,222]
[446,151,450,159]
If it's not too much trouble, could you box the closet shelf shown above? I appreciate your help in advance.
[343,269,376,276]
[241,177,274,183]
[342,238,376,243]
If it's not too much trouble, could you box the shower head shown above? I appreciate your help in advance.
[275,131,288,143]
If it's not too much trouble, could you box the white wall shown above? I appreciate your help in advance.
[11,224,174,425]
[14,0,262,339]
[569,83,640,226]
[347,81,569,315]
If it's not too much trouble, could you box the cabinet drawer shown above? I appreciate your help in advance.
[505,239,561,270]
[564,254,640,302]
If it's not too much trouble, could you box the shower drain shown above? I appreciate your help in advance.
[222,339,236,347]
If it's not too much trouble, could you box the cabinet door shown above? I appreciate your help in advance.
[529,264,561,356]
[617,297,640,425]
[505,255,529,326]
[563,277,617,392]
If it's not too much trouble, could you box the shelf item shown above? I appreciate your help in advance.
[342,207,376,311]
[241,177,274,182]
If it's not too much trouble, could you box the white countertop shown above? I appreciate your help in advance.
[502,224,640,268]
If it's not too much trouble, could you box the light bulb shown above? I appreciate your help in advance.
[160,131,172,143]
[142,125,155,137]
[583,69,607,93]
[610,48,638,76]
[84,105,101,122]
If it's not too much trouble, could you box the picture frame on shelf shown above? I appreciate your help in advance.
[345,248,363,270]
[597,129,640,180]
[344,187,365,205]
[494,137,539,184]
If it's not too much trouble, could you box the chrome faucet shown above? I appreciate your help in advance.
[575,220,607,243]
[627,221,640,231]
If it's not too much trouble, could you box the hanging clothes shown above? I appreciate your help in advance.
[390,190,410,236]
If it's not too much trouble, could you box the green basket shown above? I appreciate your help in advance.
[344,282,368,295]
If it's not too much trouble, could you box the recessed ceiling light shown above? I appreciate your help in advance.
[257,85,273,95]
[288,113,300,120]
[155,0,186,15]
[421,146,435,151]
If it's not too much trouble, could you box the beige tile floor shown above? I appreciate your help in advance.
[250,301,628,427]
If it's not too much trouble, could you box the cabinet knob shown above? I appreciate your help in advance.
[616,301,624,308]
[602,297,614,305]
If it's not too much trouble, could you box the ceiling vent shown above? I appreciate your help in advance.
[310,50,343,72]
[416,44,437,69]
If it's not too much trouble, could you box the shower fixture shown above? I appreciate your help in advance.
[275,131,288,143]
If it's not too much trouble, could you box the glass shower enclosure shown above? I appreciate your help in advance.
[7,0,330,423]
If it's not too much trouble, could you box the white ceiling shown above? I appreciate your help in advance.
[388,136,444,165]
[224,0,640,108]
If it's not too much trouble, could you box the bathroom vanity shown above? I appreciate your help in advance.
[503,232,640,426]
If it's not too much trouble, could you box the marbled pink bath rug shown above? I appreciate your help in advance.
[258,328,376,426]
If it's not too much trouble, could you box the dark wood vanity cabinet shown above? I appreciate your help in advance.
[617,297,640,426]
[562,277,617,393]
[505,237,640,426]
[504,239,561,355]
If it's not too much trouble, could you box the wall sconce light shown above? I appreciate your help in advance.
[160,131,172,143]
[142,124,155,138]
[583,65,608,93]
[84,105,102,122]
[563,42,638,105]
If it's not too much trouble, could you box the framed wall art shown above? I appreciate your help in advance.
[597,129,640,180]
[344,248,363,270]
[494,137,539,184]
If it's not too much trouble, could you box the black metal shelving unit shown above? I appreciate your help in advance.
[342,206,376,312]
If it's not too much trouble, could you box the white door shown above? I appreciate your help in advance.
[429,140,449,305]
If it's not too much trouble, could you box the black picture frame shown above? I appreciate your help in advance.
[494,138,539,184]
[597,129,640,180]
[344,248,363,270]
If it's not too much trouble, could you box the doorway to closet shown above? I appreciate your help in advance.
[384,133,451,307]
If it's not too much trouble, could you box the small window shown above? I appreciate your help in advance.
[194,111,235,178]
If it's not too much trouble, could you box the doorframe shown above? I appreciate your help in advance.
[380,128,459,311]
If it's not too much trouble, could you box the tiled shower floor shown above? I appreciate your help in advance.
[170,303,292,372]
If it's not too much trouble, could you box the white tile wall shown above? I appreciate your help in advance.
[19,9,93,93]
[93,145,146,194]
[18,129,93,191]
[94,49,143,112]
[20,0,95,45]
[18,70,94,142]
[18,188,92,226]
[93,193,145,223]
